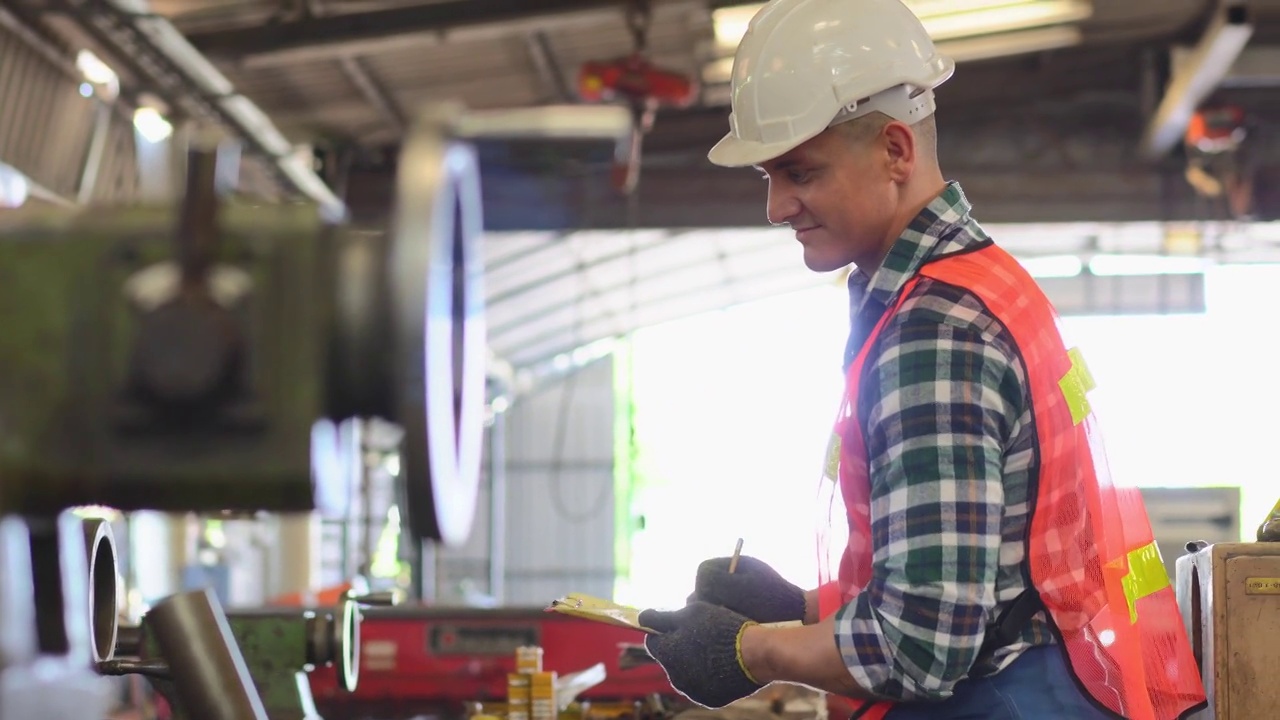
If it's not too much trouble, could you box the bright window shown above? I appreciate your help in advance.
[615,265,1280,611]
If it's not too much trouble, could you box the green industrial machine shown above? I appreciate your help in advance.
[0,139,488,540]
[107,597,368,720]
[0,104,632,719]
[0,112,489,720]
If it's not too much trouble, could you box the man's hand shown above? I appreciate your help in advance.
[687,555,806,624]
[639,602,763,709]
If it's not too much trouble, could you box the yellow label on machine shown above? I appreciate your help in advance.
[1245,577,1280,595]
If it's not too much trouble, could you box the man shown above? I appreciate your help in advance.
[637,1,1207,719]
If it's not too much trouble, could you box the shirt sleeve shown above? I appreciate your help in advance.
[833,302,1025,702]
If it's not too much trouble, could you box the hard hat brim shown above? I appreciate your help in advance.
[707,131,811,168]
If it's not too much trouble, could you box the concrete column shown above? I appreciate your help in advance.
[273,513,321,602]
[127,511,186,610]
[133,130,174,202]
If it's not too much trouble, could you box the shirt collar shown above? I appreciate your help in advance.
[847,181,982,318]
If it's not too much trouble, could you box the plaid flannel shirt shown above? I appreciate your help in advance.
[834,182,1055,702]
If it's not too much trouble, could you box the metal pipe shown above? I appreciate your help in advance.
[82,517,119,663]
[98,658,169,679]
[77,101,113,204]
[415,542,439,603]
[176,148,221,285]
[23,178,78,208]
[0,517,38,667]
[147,589,269,720]
[114,624,143,657]
[487,400,508,603]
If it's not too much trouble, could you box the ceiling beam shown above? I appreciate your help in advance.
[335,88,1280,228]
[340,160,1233,229]
[1139,1,1254,160]
[337,56,406,134]
[183,0,638,69]
[525,30,576,104]
[1206,45,1280,89]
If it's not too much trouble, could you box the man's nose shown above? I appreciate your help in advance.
[766,182,800,226]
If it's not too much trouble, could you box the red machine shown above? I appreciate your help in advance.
[1184,105,1247,154]
[574,0,699,196]
[310,606,678,719]
[577,56,697,109]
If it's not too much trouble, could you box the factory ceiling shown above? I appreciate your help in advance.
[9,0,1280,215]
[6,0,1280,372]
[109,0,1277,145]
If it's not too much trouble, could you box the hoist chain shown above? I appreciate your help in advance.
[625,0,652,54]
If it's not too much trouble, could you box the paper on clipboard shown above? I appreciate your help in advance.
[546,593,805,634]
[546,593,657,633]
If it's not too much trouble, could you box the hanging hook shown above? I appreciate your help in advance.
[625,0,652,55]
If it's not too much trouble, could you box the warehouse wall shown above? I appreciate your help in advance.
[436,357,617,607]
[432,435,496,605]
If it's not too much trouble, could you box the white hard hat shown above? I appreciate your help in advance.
[708,0,956,168]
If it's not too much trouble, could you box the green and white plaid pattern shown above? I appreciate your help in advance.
[835,182,1055,702]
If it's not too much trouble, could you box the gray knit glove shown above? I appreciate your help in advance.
[688,555,806,624]
[639,602,763,709]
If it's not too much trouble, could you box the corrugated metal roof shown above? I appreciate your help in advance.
[482,227,819,368]
[481,220,1280,371]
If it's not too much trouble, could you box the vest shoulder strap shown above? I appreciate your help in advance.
[977,586,1046,662]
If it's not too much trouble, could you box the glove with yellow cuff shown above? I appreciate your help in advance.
[638,602,763,709]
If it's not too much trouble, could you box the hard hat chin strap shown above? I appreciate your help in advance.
[828,84,936,128]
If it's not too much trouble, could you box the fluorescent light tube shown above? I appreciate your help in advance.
[940,25,1083,63]
[711,0,1092,51]
[923,0,1093,42]
[701,25,1082,84]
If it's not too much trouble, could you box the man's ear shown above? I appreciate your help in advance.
[881,121,916,183]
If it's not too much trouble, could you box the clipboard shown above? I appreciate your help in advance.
[545,593,804,634]
[545,593,657,633]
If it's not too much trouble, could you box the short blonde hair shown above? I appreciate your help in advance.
[832,111,937,160]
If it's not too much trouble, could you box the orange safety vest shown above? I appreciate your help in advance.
[815,243,1206,720]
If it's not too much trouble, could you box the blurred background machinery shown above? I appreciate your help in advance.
[1176,540,1280,719]
[0,101,645,719]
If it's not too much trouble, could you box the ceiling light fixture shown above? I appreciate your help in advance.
[701,24,1084,85]
[711,0,1093,53]
[922,0,1093,42]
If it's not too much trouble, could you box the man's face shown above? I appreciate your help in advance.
[757,126,900,274]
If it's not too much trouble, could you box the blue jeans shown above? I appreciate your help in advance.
[881,646,1115,720]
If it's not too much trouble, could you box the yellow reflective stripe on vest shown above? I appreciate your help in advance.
[1058,347,1097,426]
[1108,542,1170,624]
[823,433,841,481]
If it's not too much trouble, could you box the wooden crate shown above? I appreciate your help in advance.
[1176,542,1280,720]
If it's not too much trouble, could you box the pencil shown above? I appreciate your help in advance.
[728,537,744,574]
